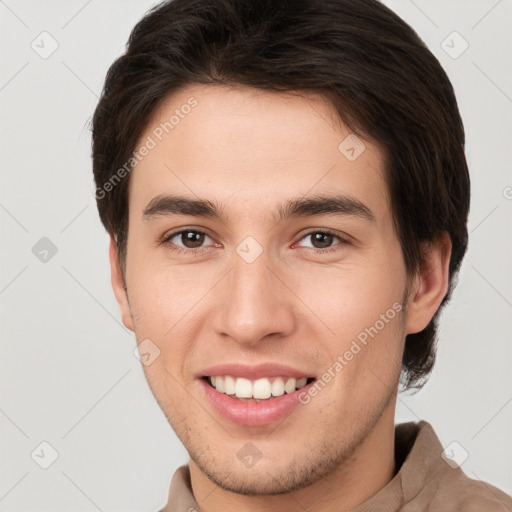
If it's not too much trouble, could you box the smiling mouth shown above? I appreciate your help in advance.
[202,375,316,401]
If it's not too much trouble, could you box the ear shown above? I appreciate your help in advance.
[109,235,134,332]
[405,232,452,335]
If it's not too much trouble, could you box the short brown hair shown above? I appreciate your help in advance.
[91,0,470,390]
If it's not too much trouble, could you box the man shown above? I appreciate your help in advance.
[91,0,512,510]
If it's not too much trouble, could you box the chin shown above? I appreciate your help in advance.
[189,445,349,496]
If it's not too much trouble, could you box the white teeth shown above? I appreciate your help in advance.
[224,375,236,395]
[235,377,253,398]
[284,378,296,394]
[271,378,285,397]
[216,375,225,393]
[209,375,311,399]
[253,378,272,399]
[296,377,307,388]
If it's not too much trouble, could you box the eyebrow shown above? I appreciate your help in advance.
[142,193,375,224]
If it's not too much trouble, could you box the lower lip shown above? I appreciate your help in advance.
[199,378,316,426]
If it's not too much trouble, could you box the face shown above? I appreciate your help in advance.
[110,84,439,495]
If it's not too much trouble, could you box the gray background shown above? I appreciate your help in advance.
[1,0,511,510]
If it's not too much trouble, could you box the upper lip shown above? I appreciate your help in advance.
[197,363,316,380]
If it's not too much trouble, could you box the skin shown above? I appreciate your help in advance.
[109,84,451,512]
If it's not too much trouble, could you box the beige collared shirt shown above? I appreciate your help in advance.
[160,420,512,511]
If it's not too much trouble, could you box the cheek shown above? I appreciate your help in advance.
[298,258,405,332]
[294,252,406,385]
[126,259,214,378]
[126,253,203,331]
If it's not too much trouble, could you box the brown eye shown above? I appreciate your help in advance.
[295,230,348,254]
[310,232,335,249]
[163,229,214,252]
[179,230,206,248]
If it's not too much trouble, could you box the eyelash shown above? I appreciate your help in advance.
[159,228,350,256]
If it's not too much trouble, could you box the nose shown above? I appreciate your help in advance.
[212,248,296,347]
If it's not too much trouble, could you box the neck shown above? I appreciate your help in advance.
[188,396,397,512]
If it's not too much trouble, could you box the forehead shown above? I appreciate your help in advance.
[129,84,390,226]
